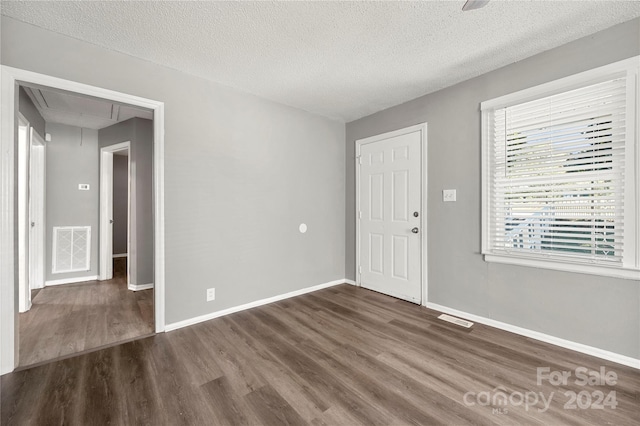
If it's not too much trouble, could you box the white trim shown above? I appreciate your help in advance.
[628,64,640,270]
[484,253,640,280]
[0,65,166,374]
[421,125,428,304]
[113,253,128,258]
[29,130,46,291]
[355,123,428,304]
[425,302,640,370]
[355,141,361,287]
[99,141,130,282]
[636,63,640,270]
[481,56,640,276]
[1,65,17,374]
[126,150,131,286]
[344,279,356,285]
[481,100,490,256]
[128,283,153,291]
[45,275,99,287]
[480,56,640,110]
[154,104,166,334]
[17,113,30,313]
[165,279,348,332]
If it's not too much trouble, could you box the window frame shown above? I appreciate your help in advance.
[481,56,639,280]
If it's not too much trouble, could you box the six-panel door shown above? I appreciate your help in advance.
[359,130,421,303]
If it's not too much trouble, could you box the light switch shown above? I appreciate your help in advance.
[443,189,456,202]
[78,184,90,191]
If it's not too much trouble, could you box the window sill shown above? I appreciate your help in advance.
[483,253,640,280]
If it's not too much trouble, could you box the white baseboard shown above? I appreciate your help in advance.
[18,299,32,313]
[45,275,98,286]
[344,279,357,285]
[165,279,348,332]
[128,283,154,291]
[425,302,640,370]
[113,253,128,258]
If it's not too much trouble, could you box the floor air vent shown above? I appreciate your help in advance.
[438,313,474,328]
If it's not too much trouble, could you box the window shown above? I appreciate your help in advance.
[481,57,639,279]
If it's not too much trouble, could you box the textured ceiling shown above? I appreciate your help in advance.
[2,1,639,122]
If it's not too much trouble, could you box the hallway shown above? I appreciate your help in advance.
[18,259,153,367]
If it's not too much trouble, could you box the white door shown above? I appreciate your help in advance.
[29,129,46,290]
[358,129,422,303]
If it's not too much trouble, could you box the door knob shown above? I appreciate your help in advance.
[411,227,419,234]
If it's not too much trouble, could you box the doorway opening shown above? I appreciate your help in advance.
[17,113,46,314]
[100,142,131,285]
[0,66,165,374]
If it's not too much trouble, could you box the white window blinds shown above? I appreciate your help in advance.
[482,60,639,277]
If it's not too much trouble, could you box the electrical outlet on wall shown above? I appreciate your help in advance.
[206,288,215,301]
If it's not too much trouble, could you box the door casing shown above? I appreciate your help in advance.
[0,65,166,374]
[99,142,130,283]
[29,128,46,292]
[355,123,428,305]
[17,113,31,313]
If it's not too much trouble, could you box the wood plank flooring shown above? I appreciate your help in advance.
[17,258,154,367]
[3,284,639,425]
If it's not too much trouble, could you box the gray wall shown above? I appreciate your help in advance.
[112,154,128,255]
[18,86,45,139]
[1,16,346,325]
[346,18,640,358]
[45,123,99,282]
[99,118,153,286]
[132,119,153,286]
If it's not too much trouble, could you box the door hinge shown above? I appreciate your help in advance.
[358,211,362,219]
[358,266,362,274]
[356,155,362,165]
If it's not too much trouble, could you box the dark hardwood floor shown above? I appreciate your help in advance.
[3,284,639,425]
[17,258,154,367]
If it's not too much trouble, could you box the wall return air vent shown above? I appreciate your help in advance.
[52,226,91,274]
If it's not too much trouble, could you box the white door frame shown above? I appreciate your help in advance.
[17,113,31,313]
[1,65,166,374]
[355,123,428,304]
[99,142,130,283]
[29,128,46,292]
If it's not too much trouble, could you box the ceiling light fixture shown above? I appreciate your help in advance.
[462,0,490,11]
